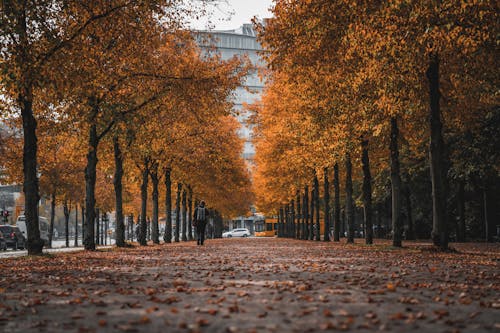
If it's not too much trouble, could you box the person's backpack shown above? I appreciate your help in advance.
[196,206,206,221]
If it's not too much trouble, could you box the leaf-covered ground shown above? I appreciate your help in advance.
[0,238,498,332]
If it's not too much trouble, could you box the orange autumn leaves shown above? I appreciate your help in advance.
[251,0,498,214]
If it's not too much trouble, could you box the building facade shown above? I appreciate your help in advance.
[195,23,264,163]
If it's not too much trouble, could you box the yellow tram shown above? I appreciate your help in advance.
[254,218,278,237]
[255,217,327,237]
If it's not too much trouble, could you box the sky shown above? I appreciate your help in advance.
[189,0,274,31]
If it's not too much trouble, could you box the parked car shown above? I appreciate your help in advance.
[0,231,7,250]
[222,228,251,238]
[0,225,26,250]
[16,215,49,245]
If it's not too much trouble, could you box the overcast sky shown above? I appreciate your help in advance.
[189,0,274,30]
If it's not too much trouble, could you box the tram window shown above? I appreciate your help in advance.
[266,223,273,231]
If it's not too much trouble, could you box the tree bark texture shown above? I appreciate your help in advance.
[95,208,100,246]
[323,168,330,242]
[427,53,448,250]
[113,136,125,247]
[345,152,354,243]
[164,169,172,243]
[278,206,284,237]
[361,140,373,245]
[84,123,98,250]
[296,191,301,239]
[63,200,70,248]
[139,159,149,246]
[333,163,340,241]
[74,204,78,247]
[188,187,193,241]
[303,185,308,240]
[81,205,85,243]
[49,192,56,248]
[314,174,321,241]
[309,186,314,240]
[174,183,182,242]
[150,165,160,244]
[390,117,403,247]
[181,190,187,241]
[18,9,43,255]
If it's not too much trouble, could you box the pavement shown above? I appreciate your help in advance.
[0,239,114,258]
[0,238,498,333]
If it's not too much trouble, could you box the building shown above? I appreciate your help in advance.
[195,23,265,163]
[196,24,267,233]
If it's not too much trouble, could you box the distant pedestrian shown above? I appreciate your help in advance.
[194,201,208,245]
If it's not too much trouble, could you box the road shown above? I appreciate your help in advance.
[0,238,498,332]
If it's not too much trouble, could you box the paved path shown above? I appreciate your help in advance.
[0,238,498,332]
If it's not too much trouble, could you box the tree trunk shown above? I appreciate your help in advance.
[139,159,149,246]
[49,192,56,248]
[404,185,415,240]
[17,8,43,255]
[290,199,295,239]
[181,189,187,241]
[63,200,70,248]
[457,180,466,242]
[278,206,284,237]
[84,123,98,250]
[95,208,100,246]
[324,168,330,241]
[390,117,403,247]
[81,205,85,243]
[314,174,321,241]
[296,190,301,239]
[333,163,340,241]
[150,165,160,244]
[74,203,78,247]
[175,183,182,242]
[164,168,172,243]
[345,152,354,243]
[427,52,448,250]
[303,185,308,240]
[113,136,126,247]
[361,139,373,245]
[188,187,193,241]
[309,185,315,240]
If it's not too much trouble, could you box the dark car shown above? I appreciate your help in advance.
[0,225,26,250]
[0,231,7,251]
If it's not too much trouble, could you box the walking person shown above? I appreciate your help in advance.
[194,201,208,245]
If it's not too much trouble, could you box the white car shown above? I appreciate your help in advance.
[16,215,50,245]
[223,228,251,238]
